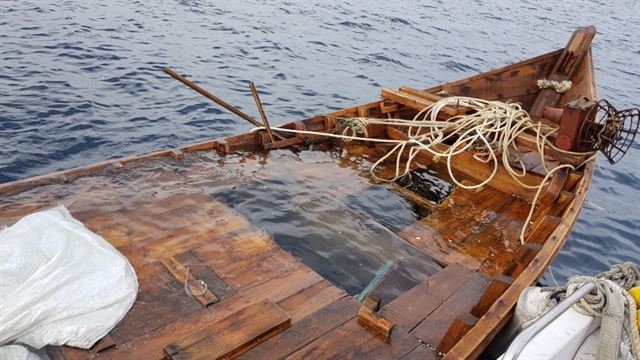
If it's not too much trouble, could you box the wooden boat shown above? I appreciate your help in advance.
[0,27,621,359]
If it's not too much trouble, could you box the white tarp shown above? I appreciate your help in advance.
[0,205,137,350]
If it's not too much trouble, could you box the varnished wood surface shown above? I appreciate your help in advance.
[0,31,597,360]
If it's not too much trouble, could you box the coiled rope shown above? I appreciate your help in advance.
[252,96,597,243]
[551,263,640,360]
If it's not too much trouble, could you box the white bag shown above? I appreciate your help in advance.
[0,205,138,349]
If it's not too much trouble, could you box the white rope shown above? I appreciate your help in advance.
[563,263,640,359]
[253,96,597,243]
[537,79,573,93]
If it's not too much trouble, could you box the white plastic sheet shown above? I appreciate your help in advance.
[0,205,137,350]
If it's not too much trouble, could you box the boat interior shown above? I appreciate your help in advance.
[0,29,598,360]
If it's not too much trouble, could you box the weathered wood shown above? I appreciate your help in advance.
[342,327,420,360]
[386,126,541,201]
[277,280,347,323]
[164,299,291,360]
[444,160,594,359]
[173,251,235,300]
[98,267,323,360]
[410,273,487,347]
[525,215,562,245]
[249,81,276,144]
[357,297,394,339]
[503,243,543,277]
[239,297,359,360]
[60,335,116,360]
[515,133,585,165]
[400,344,440,360]
[438,313,479,354]
[424,49,562,104]
[470,274,514,318]
[381,265,476,331]
[161,256,219,307]
[287,318,378,360]
[530,26,596,118]
[263,135,305,150]
[399,86,469,115]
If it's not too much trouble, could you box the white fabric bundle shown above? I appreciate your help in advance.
[0,205,137,350]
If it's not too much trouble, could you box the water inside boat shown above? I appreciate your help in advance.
[0,142,455,301]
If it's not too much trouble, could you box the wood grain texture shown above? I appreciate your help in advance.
[165,299,291,360]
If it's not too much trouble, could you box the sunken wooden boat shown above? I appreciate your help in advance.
[1,27,626,360]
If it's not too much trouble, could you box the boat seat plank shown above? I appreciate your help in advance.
[238,296,359,360]
[164,299,291,360]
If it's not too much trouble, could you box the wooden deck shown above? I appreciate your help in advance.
[0,142,583,360]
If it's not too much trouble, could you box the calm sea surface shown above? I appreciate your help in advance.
[1,0,638,283]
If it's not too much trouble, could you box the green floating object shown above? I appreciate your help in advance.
[357,259,400,302]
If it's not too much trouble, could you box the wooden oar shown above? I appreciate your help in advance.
[249,81,276,143]
[164,68,284,140]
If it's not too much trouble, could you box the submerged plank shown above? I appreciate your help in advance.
[381,265,476,331]
[239,297,360,360]
[165,299,291,360]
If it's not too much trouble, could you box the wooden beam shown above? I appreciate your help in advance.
[357,296,394,339]
[530,27,596,118]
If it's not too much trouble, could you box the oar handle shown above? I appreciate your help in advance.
[163,67,263,128]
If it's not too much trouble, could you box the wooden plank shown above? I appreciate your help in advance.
[287,318,378,360]
[161,256,219,306]
[386,126,541,200]
[399,86,469,115]
[381,265,476,331]
[191,230,277,271]
[342,327,420,360]
[358,297,394,339]
[525,215,562,245]
[438,313,479,354]
[99,267,323,360]
[174,251,234,300]
[60,335,116,360]
[410,273,487,347]
[238,297,360,360]
[165,299,291,360]
[423,49,562,102]
[504,243,543,278]
[277,280,347,323]
[214,248,301,290]
[400,344,440,360]
[443,161,594,360]
[470,274,514,318]
[530,26,596,118]
[515,133,585,165]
